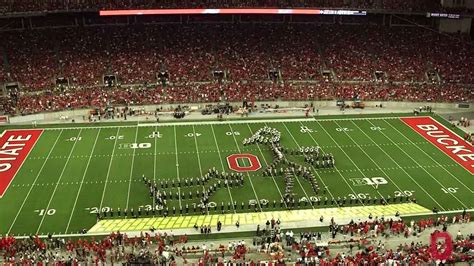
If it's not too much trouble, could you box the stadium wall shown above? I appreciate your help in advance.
[439,17,472,33]
[7,101,472,124]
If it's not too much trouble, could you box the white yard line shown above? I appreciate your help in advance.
[380,119,469,208]
[173,126,182,209]
[192,125,213,214]
[281,122,336,203]
[210,125,237,213]
[315,120,387,201]
[333,120,409,194]
[248,124,288,208]
[65,129,101,233]
[397,118,473,193]
[298,121,366,205]
[192,126,204,177]
[349,121,447,210]
[125,126,140,210]
[153,126,158,211]
[24,141,430,161]
[7,130,64,235]
[228,124,262,211]
[36,129,83,234]
[99,128,121,210]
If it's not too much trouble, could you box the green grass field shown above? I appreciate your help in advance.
[0,115,472,236]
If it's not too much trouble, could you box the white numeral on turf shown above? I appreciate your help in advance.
[67,137,82,141]
[370,126,384,131]
[226,131,240,136]
[394,190,414,197]
[336,127,352,132]
[130,143,151,149]
[364,177,388,185]
[139,205,153,211]
[36,209,56,216]
[107,135,124,140]
[87,207,111,214]
[185,133,202,137]
[349,193,370,200]
[442,187,458,193]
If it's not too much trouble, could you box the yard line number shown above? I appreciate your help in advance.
[336,127,353,132]
[35,209,56,216]
[441,187,458,193]
[66,137,82,142]
[394,190,415,197]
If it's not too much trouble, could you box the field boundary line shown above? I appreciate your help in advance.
[381,119,469,208]
[349,120,446,210]
[65,128,102,233]
[228,124,262,211]
[99,128,121,210]
[152,125,158,211]
[125,126,140,210]
[248,124,287,208]
[7,130,64,234]
[36,129,83,234]
[173,126,182,210]
[30,116,408,131]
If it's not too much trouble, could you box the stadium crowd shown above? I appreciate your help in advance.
[1,24,473,89]
[0,213,472,264]
[8,83,472,116]
[1,0,467,14]
[0,23,472,116]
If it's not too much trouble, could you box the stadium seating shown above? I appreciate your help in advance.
[0,22,472,116]
[0,215,471,264]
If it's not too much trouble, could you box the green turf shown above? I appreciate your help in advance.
[0,115,472,236]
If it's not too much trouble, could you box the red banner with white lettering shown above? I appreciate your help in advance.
[0,130,43,197]
[401,117,474,174]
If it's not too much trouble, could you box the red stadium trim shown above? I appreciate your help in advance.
[0,130,43,198]
[100,8,322,16]
[401,117,474,174]
[99,8,367,16]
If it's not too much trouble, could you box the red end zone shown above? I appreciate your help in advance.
[401,117,474,174]
[0,129,43,197]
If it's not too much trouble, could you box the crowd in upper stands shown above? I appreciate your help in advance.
[0,20,473,115]
[1,0,470,14]
[0,214,472,264]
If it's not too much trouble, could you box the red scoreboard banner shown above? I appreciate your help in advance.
[100,8,366,16]
[401,117,474,174]
[0,130,43,197]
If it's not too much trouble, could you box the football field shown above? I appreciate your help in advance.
[0,115,472,236]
